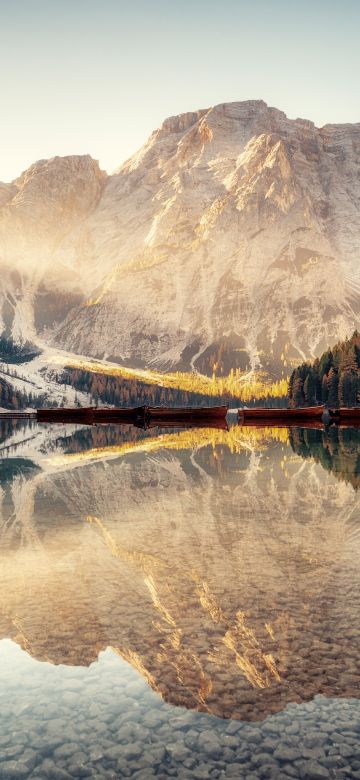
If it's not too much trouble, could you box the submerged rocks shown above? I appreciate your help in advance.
[0,762,30,779]
[274,745,303,762]
[298,761,330,780]
[197,730,223,758]
[0,656,360,779]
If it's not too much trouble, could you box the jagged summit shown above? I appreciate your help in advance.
[157,108,208,136]
[13,153,106,194]
[0,100,360,375]
[3,154,106,227]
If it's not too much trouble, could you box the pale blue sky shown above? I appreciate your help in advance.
[0,0,358,181]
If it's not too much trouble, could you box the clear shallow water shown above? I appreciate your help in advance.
[1,420,360,778]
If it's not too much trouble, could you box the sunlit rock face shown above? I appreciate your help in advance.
[56,102,360,374]
[0,424,360,721]
[0,155,106,341]
[1,101,360,372]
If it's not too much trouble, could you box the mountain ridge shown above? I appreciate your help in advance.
[1,99,360,377]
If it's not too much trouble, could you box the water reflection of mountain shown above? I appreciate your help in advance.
[289,427,360,490]
[0,420,360,722]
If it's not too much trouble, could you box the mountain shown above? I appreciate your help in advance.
[1,100,360,377]
[0,155,106,343]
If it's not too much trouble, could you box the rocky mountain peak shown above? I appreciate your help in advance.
[0,101,360,377]
[157,109,208,137]
[11,154,107,220]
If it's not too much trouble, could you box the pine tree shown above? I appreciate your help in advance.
[340,345,358,373]
[321,374,329,404]
[319,350,333,378]
[288,370,295,406]
[339,372,357,406]
[327,368,339,407]
[292,376,304,407]
[304,372,316,404]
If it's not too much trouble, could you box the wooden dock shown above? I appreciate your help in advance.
[1,405,360,428]
[238,406,326,423]
[238,406,360,425]
[36,405,229,427]
[336,407,360,422]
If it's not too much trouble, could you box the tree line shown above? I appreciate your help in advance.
[288,330,360,408]
[0,376,47,410]
[60,368,231,407]
[61,367,287,409]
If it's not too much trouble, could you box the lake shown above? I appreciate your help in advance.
[0,420,360,779]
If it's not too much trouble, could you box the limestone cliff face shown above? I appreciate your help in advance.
[0,155,106,340]
[1,101,360,374]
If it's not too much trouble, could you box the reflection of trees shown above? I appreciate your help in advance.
[0,460,42,551]
[289,428,360,490]
[0,418,37,450]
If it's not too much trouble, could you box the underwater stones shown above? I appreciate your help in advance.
[274,745,303,762]
[197,730,223,758]
[67,764,92,778]
[298,761,330,780]
[0,762,29,779]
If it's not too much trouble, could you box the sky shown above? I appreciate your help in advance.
[0,0,359,182]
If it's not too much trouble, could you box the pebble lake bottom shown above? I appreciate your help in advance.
[1,641,360,780]
[1,420,360,778]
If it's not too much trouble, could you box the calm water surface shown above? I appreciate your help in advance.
[1,420,360,779]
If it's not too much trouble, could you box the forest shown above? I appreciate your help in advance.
[0,376,46,410]
[288,331,360,408]
[0,336,40,363]
[61,367,287,409]
[61,367,235,407]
